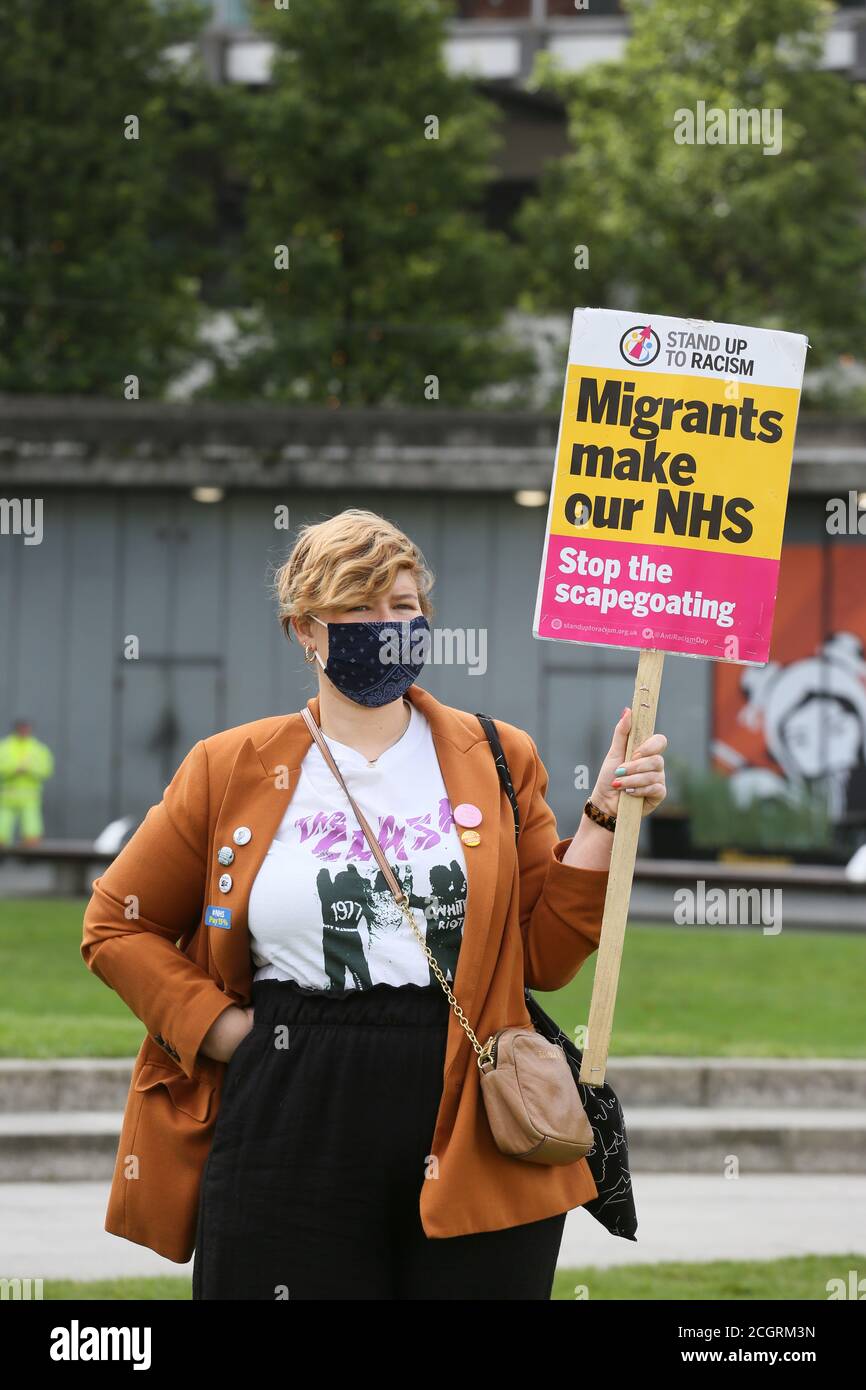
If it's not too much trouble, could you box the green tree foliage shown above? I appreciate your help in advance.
[204,0,531,405]
[517,0,866,366]
[0,0,221,394]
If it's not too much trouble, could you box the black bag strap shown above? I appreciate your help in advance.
[475,713,520,845]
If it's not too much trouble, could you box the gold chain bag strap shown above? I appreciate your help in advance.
[300,707,594,1166]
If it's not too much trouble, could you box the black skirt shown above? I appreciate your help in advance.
[192,977,566,1300]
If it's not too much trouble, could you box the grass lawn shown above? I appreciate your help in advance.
[38,1253,866,1300]
[1,897,864,1059]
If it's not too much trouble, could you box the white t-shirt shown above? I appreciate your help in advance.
[248,700,468,993]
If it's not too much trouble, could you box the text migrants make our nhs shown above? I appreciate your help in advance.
[562,375,785,544]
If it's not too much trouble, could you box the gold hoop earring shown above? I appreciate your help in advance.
[304,645,317,664]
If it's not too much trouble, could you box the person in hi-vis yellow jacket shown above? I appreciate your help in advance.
[0,719,55,845]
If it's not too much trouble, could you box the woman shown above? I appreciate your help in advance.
[81,508,667,1300]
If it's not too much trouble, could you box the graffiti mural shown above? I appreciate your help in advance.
[712,544,866,826]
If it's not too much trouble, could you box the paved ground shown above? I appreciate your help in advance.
[560,1174,866,1268]
[2,1175,865,1283]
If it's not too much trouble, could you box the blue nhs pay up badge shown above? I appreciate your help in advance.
[205,905,232,929]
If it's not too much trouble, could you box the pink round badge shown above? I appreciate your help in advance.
[453,802,482,829]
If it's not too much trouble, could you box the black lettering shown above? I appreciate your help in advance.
[722,498,754,543]
[709,403,739,438]
[593,495,622,529]
[631,395,662,440]
[669,453,696,485]
[576,376,621,426]
[688,492,725,539]
[757,409,783,444]
[681,401,709,433]
[569,443,615,478]
[739,397,758,440]
[639,439,670,483]
[612,448,641,481]
[654,489,690,536]
[565,493,591,527]
[660,397,685,430]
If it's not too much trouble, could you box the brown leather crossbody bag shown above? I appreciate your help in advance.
[300,706,594,1166]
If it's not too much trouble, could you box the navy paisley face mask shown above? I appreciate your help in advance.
[310,613,430,707]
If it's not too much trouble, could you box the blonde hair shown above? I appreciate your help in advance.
[274,508,435,642]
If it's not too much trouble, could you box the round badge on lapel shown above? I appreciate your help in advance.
[217,846,235,867]
[233,826,252,846]
[218,873,233,893]
[460,829,481,847]
[453,802,482,829]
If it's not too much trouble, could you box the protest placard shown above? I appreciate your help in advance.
[533,309,808,665]
[533,310,808,1083]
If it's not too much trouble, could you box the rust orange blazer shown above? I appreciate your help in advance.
[81,683,610,1264]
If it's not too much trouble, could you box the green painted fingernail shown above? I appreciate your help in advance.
[614,766,626,775]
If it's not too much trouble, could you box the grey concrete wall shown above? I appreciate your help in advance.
[0,401,861,840]
[0,484,838,844]
[0,398,863,492]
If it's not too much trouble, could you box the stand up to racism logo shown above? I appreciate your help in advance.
[620,325,661,366]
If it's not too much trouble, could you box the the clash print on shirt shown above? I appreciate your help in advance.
[315,855,466,991]
[247,704,470,994]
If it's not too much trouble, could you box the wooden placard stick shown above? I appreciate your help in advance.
[579,647,665,1086]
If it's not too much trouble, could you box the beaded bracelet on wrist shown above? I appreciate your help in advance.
[583,798,617,832]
